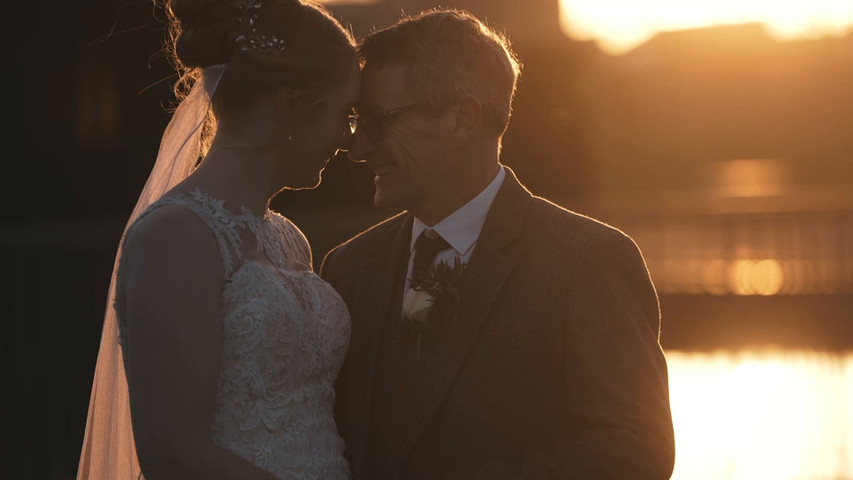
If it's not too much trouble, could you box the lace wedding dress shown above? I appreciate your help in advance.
[118,188,352,479]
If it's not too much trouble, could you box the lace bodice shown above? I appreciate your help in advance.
[120,189,352,479]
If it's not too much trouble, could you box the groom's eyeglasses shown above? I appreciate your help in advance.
[344,113,359,138]
[351,102,428,141]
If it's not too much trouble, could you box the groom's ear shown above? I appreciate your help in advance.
[450,94,483,140]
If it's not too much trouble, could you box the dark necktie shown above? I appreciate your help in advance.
[411,229,451,287]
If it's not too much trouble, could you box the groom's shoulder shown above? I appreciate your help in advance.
[528,194,619,235]
[520,194,640,254]
[327,210,408,256]
[504,171,623,241]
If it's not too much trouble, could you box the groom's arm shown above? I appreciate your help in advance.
[318,245,337,285]
[532,229,674,479]
[449,229,675,480]
[318,246,355,467]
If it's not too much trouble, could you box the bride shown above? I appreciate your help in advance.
[77,0,359,478]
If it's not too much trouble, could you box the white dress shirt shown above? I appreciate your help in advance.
[404,166,506,292]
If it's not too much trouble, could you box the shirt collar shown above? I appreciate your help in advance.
[410,166,506,256]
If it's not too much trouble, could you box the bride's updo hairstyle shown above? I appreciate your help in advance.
[164,0,356,129]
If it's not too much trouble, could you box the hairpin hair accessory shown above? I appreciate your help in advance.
[234,0,288,55]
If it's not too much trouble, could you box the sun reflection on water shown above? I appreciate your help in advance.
[667,349,852,480]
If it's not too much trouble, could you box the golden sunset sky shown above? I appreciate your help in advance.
[558,0,853,54]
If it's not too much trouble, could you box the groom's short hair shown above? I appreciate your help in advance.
[358,8,522,136]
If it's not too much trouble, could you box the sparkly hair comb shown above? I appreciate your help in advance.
[234,0,288,55]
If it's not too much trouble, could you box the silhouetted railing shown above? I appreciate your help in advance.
[606,210,853,296]
[2,219,123,480]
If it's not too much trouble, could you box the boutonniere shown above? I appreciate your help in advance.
[402,258,467,363]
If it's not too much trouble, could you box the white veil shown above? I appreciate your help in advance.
[76,64,226,480]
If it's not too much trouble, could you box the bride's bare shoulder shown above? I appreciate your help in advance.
[120,204,222,280]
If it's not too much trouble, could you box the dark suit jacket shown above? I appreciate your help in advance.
[320,167,675,480]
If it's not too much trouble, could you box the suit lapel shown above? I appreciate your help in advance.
[348,213,412,476]
[396,167,533,462]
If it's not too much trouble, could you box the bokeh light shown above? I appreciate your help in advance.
[728,259,784,295]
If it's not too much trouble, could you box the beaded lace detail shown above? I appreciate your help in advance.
[122,188,352,479]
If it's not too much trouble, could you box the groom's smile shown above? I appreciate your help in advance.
[347,64,456,218]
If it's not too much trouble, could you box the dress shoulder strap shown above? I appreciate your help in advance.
[263,212,313,271]
[133,188,254,278]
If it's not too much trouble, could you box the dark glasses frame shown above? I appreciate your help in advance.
[352,102,428,141]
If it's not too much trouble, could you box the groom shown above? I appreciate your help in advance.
[321,8,675,480]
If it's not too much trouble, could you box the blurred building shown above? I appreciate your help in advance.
[582,23,853,349]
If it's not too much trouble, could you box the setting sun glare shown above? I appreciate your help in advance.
[667,350,852,480]
[559,0,853,54]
